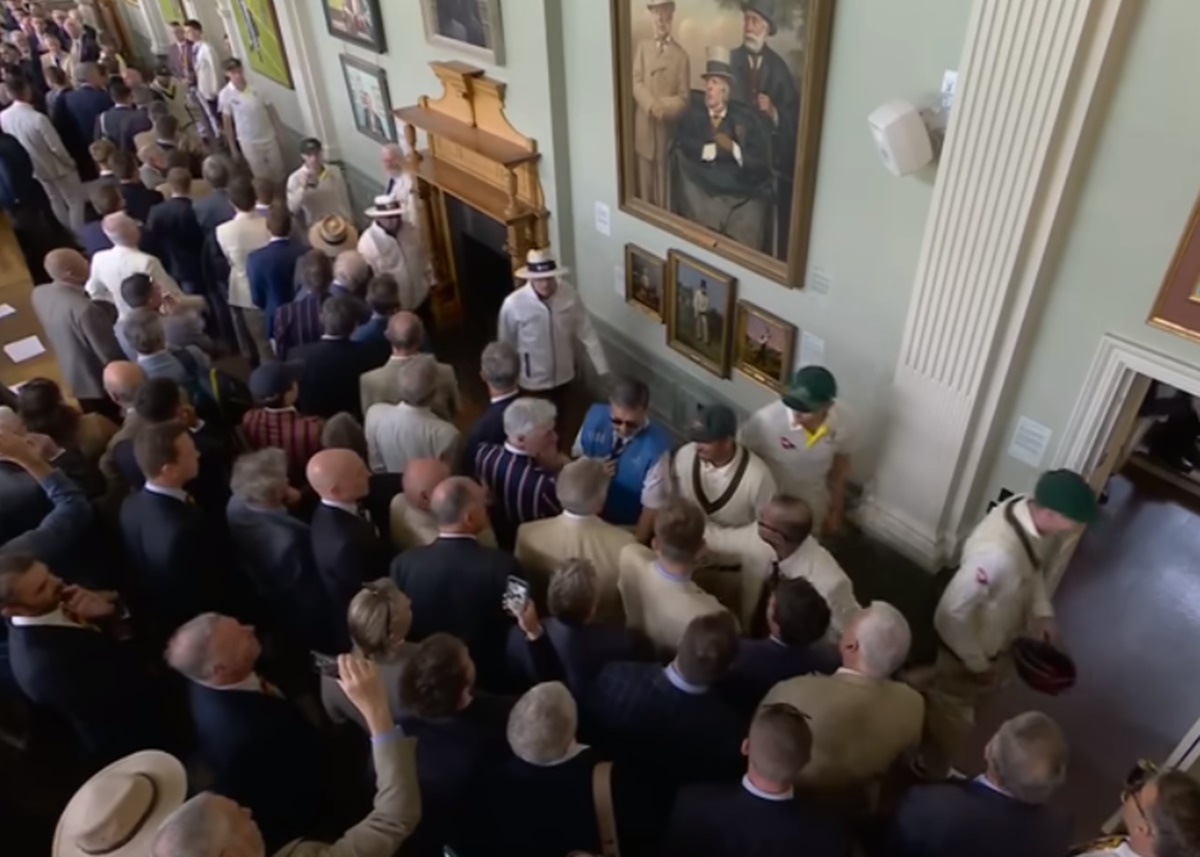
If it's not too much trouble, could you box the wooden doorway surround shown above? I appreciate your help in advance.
[396,61,549,329]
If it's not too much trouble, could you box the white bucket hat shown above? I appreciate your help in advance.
[516,247,569,280]
[53,750,187,857]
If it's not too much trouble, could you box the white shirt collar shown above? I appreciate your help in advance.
[437,532,478,540]
[264,406,297,414]
[503,442,530,457]
[491,390,519,404]
[561,511,594,521]
[973,774,1011,797]
[526,742,590,767]
[742,775,794,801]
[196,672,263,693]
[145,481,189,503]
[664,663,708,695]
[321,499,359,515]
[835,666,871,680]
[10,606,82,629]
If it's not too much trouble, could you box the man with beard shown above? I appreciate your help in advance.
[631,0,689,208]
[730,0,800,257]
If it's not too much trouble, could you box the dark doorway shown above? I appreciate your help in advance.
[444,196,511,347]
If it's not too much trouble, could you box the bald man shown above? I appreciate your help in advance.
[388,458,498,550]
[31,248,124,416]
[360,311,460,421]
[98,361,147,493]
[85,212,201,318]
[308,449,391,619]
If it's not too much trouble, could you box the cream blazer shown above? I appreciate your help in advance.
[617,543,732,657]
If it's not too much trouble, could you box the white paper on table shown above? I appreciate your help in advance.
[798,330,826,368]
[0,303,15,319]
[4,335,46,363]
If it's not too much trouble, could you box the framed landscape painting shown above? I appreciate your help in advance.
[626,244,665,321]
[321,0,387,53]
[666,250,736,378]
[231,0,293,89]
[420,0,505,65]
[734,300,796,391]
[340,56,397,144]
[611,0,834,286]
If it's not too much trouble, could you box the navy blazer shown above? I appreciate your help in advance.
[76,220,112,259]
[186,681,322,852]
[391,537,520,691]
[95,104,152,153]
[118,488,230,645]
[7,621,167,764]
[118,180,163,224]
[882,778,1072,857]
[293,337,386,420]
[585,662,747,787]
[227,498,346,654]
[461,393,519,480]
[193,188,235,235]
[310,502,390,621]
[246,238,305,336]
[506,618,652,699]
[61,83,113,144]
[720,637,841,716]
[273,292,325,360]
[663,782,851,857]
[145,196,205,288]
[50,93,98,182]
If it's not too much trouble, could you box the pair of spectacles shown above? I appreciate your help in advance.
[610,417,640,429]
[1122,759,1158,819]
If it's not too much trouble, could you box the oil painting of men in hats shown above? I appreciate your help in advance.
[673,45,772,249]
[631,0,690,208]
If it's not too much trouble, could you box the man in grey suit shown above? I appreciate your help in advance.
[30,248,124,417]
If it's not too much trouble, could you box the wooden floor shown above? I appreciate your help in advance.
[0,214,64,395]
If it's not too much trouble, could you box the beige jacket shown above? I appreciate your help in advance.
[360,355,460,424]
[389,494,497,551]
[764,670,925,789]
[273,736,420,857]
[617,543,732,657]
[516,512,635,623]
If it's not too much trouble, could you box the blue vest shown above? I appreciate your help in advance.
[578,404,673,526]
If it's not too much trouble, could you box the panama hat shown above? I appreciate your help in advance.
[364,195,405,220]
[516,248,569,280]
[53,750,187,857]
[309,215,359,258]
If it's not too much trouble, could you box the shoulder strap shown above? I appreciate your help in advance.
[1002,497,1041,569]
[591,761,620,857]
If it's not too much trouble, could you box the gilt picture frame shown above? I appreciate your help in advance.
[610,0,834,287]
[420,0,505,66]
[625,244,666,322]
[320,0,387,53]
[340,55,397,144]
[734,300,796,391]
[1149,191,1200,344]
[666,249,737,378]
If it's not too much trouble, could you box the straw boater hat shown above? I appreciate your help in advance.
[53,750,187,857]
[309,215,359,258]
[701,45,734,81]
[516,247,569,281]
[364,195,404,219]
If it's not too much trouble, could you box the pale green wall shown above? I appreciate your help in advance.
[560,0,971,476]
[973,0,1200,518]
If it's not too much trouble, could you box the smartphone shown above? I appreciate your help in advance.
[502,576,530,617]
[310,651,340,678]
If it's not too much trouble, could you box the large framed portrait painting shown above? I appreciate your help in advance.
[611,0,833,286]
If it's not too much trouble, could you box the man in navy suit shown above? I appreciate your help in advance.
[146,168,206,294]
[1,553,169,764]
[118,420,231,646]
[76,182,123,258]
[112,149,162,222]
[194,154,236,236]
[883,712,1072,857]
[462,340,521,480]
[274,248,330,360]
[227,449,345,654]
[94,79,152,153]
[247,204,305,340]
[721,576,840,716]
[167,612,322,852]
[61,61,113,146]
[293,294,385,419]
[586,612,747,787]
[307,448,390,630]
[663,701,850,857]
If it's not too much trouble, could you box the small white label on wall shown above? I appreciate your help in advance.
[798,330,826,368]
[594,201,611,236]
[808,268,833,297]
[614,264,625,298]
[1007,416,1053,468]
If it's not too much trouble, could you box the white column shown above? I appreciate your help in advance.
[859,0,1131,569]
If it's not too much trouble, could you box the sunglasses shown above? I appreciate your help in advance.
[610,417,640,429]
[1122,759,1158,819]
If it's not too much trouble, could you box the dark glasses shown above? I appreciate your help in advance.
[1122,759,1158,816]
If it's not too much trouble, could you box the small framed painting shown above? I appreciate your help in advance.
[666,250,736,378]
[420,0,505,66]
[734,301,796,392]
[625,244,665,322]
[340,55,397,144]
[321,0,387,53]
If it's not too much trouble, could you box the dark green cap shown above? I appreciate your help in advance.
[1034,469,1098,524]
[688,404,738,443]
[782,366,837,413]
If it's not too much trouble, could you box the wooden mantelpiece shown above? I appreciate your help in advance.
[395,61,549,329]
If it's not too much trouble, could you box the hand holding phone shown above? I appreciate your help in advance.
[311,651,340,678]
[502,576,530,617]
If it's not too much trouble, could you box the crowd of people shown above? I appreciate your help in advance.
[0,3,1199,857]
